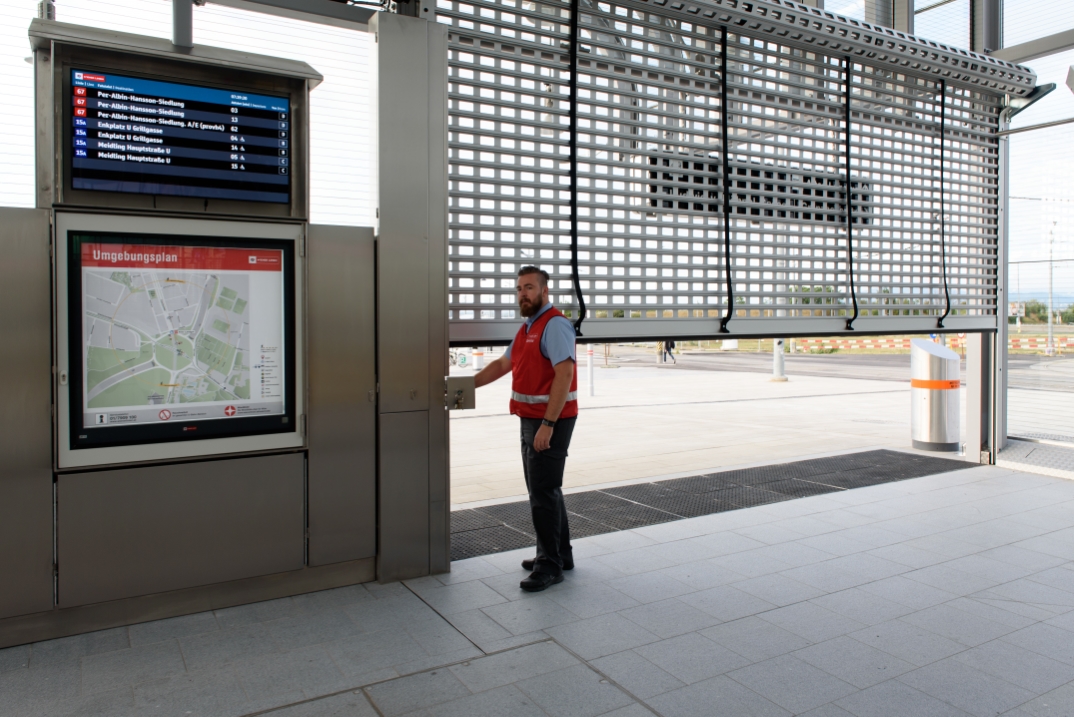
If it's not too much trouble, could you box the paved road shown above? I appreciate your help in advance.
[601,346,1074,392]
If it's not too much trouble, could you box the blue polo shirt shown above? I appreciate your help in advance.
[502,302,576,366]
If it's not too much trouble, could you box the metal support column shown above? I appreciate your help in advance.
[864,0,894,28]
[893,0,914,34]
[172,0,193,48]
[373,13,450,580]
[972,0,1002,54]
[995,123,1010,452]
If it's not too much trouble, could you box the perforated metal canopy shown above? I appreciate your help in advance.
[437,0,1037,344]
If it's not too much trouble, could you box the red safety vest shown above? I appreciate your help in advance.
[509,306,579,419]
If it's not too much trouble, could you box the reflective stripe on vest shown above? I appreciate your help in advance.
[511,390,579,404]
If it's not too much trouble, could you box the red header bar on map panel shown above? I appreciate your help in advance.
[82,243,283,271]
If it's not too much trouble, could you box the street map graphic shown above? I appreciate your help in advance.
[79,240,285,428]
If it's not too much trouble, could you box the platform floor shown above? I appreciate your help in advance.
[5,464,1074,716]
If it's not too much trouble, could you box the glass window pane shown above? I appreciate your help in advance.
[914,0,970,49]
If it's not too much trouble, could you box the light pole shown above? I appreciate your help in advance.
[1048,221,1056,355]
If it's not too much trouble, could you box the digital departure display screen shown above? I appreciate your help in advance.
[70,69,291,204]
[68,231,296,449]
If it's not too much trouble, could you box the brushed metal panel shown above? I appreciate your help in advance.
[0,208,54,620]
[58,453,304,608]
[378,411,429,581]
[307,225,377,565]
[375,13,431,413]
[426,23,451,569]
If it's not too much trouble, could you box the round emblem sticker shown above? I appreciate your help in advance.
[159,409,172,421]
[224,405,237,417]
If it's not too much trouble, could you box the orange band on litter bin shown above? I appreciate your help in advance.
[910,379,961,390]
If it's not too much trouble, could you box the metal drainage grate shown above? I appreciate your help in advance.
[450,449,972,561]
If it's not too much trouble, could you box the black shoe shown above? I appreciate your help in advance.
[522,557,574,571]
[520,571,564,592]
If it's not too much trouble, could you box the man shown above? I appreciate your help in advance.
[474,266,578,592]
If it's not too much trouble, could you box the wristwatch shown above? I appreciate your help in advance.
[541,419,556,428]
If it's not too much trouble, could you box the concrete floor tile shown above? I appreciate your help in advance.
[395,647,484,677]
[435,556,505,585]
[865,544,950,571]
[751,541,839,567]
[848,620,966,667]
[0,662,82,715]
[131,667,248,717]
[647,674,792,717]
[858,576,959,610]
[976,545,1067,572]
[974,579,1074,613]
[835,679,972,717]
[953,640,1074,695]
[408,579,508,615]
[900,565,1000,597]
[809,588,914,627]
[214,597,298,629]
[943,597,1038,630]
[234,645,345,705]
[545,582,641,619]
[363,667,472,716]
[900,603,1016,647]
[590,650,686,699]
[897,659,1035,717]
[80,640,186,696]
[794,636,916,688]
[679,584,778,623]
[732,523,808,546]
[1000,623,1074,666]
[634,633,749,684]
[759,602,867,644]
[442,609,512,650]
[414,684,547,717]
[605,572,696,604]
[0,644,30,673]
[728,653,858,714]
[655,560,746,591]
[481,595,581,636]
[1026,566,1074,594]
[405,619,477,657]
[448,641,577,693]
[731,573,827,607]
[596,703,655,717]
[264,609,361,650]
[52,686,138,717]
[941,554,1036,583]
[179,623,279,672]
[545,612,660,660]
[702,615,812,662]
[617,598,722,638]
[291,585,375,614]
[267,690,379,716]
[780,561,872,593]
[324,629,429,678]
[592,545,681,576]
[797,705,858,717]
[127,612,221,648]
[344,593,443,632]
[516,663,636,717]
[1015,682,1074,717]
[29,628,130,669]
[709,549,794,579]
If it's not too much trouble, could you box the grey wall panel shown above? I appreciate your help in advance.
[0,208,54,620]
[307,225,377,565]
[376,13,432,414]
[378,411,429,581]
[58,453,304,608]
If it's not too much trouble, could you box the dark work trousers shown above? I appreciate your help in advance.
[519,416,577,576]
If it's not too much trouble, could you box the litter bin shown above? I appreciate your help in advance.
[910,338,960,452]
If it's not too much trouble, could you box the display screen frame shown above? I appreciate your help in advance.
[55,213,306,470]
[67,68,293,206]
[50,44,309,220]
[67,231,296,450]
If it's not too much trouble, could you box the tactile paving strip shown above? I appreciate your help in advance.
[449,449,975,561]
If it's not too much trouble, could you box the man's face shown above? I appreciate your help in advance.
[516,272,548,317]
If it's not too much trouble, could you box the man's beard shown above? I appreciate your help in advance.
[519,297,545,318]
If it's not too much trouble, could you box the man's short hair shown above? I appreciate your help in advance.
[517,266,550,286]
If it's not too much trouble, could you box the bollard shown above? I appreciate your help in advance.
[771,338,788,382]
[473,348,485,370]
[910,338,960,452]
[587,345,595,396]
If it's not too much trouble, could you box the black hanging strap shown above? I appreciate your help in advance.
[718,28,734,334]
[568,0,587,336]
[844,56,860,331]
[936,80,951,329]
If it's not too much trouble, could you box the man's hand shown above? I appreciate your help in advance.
[474,353,511,388]
[534,424,554,452]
